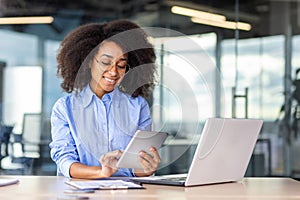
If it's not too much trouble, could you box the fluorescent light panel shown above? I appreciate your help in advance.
[191,17,251,31]
[171,6,226,22]
[171,5,251,31]
[0,16,54,25]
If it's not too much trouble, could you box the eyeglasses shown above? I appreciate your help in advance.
[94,57,129,73]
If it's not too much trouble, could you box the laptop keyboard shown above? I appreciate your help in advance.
[160,176,186,182]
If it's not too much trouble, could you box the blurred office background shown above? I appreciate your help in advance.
[0,0,300,180]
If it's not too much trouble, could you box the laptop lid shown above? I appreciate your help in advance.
[185,118,263,186]
[131,118,263,187]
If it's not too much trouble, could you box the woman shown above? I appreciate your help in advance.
[49,19,160,179]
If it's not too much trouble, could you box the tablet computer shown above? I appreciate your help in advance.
[116,130,168,169]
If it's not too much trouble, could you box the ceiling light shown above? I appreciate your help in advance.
[171,6,226,22]
[0,16,54,25]
[191,17,251,31]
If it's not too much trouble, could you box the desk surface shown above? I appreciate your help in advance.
[0,176,299,200]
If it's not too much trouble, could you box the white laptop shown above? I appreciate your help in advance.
[130,118,263,187]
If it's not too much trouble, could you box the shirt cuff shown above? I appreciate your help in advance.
[131,168,137,177]
[60,159,77,178]
[131,168,155,177]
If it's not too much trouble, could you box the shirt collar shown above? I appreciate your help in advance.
[80,84,119,107]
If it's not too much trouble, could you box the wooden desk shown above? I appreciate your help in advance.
[0,176,300,199]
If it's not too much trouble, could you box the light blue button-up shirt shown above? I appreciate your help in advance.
[49,85,152,177]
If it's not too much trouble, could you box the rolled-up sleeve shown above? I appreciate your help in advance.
[49,98,79,178]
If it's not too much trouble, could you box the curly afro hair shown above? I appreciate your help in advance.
[56,19,157,98]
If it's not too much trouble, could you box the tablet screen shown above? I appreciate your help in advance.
[116,130,168,169]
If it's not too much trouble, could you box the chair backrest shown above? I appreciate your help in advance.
[21,113,42,153]
[0,125,14,160]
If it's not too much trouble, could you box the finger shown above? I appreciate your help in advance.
[139,152,158,172]
[149,147,161,163]
[99,154,105,163]
[106,150,120,157]
[114,150,123,160]
[139,151,154,163]
[139,149,160,166]
[138,156,154,172]
[100,150,122,168]
[103,150,122,160]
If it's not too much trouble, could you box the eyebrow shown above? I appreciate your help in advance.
[100,54,113,59]
[100,54,127,61]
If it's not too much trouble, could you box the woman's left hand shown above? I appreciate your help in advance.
[134,146,161,177]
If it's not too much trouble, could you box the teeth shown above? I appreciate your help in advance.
[104,77,115,83]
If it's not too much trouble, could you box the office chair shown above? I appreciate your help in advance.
[0,124,26,175]
[0,125,13,162]
[9,113,44,174]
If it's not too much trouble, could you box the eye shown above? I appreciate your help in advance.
[117,61,127,69]
[117,64,127,69]
[101,60,112,66]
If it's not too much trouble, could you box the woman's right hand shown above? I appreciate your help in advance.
[99,150,123,177]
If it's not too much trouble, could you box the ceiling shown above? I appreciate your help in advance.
[0,0,299,40]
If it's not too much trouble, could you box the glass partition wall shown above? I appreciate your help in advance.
[151,1,300,177]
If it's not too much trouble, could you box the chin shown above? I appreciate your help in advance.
[103,85,116,92]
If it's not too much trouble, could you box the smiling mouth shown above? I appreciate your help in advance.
[104,77,117,84]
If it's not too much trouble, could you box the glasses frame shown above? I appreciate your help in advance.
[94,57,130,73]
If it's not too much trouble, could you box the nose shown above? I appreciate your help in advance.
[108,64,118,76]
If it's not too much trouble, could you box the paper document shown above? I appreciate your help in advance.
[0,178,19,187]
[65,179,144,190]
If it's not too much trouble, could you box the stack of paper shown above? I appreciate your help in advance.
[66,179,143,190]
[0,178,19,187]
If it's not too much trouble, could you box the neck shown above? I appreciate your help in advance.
[89,82,106,99]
